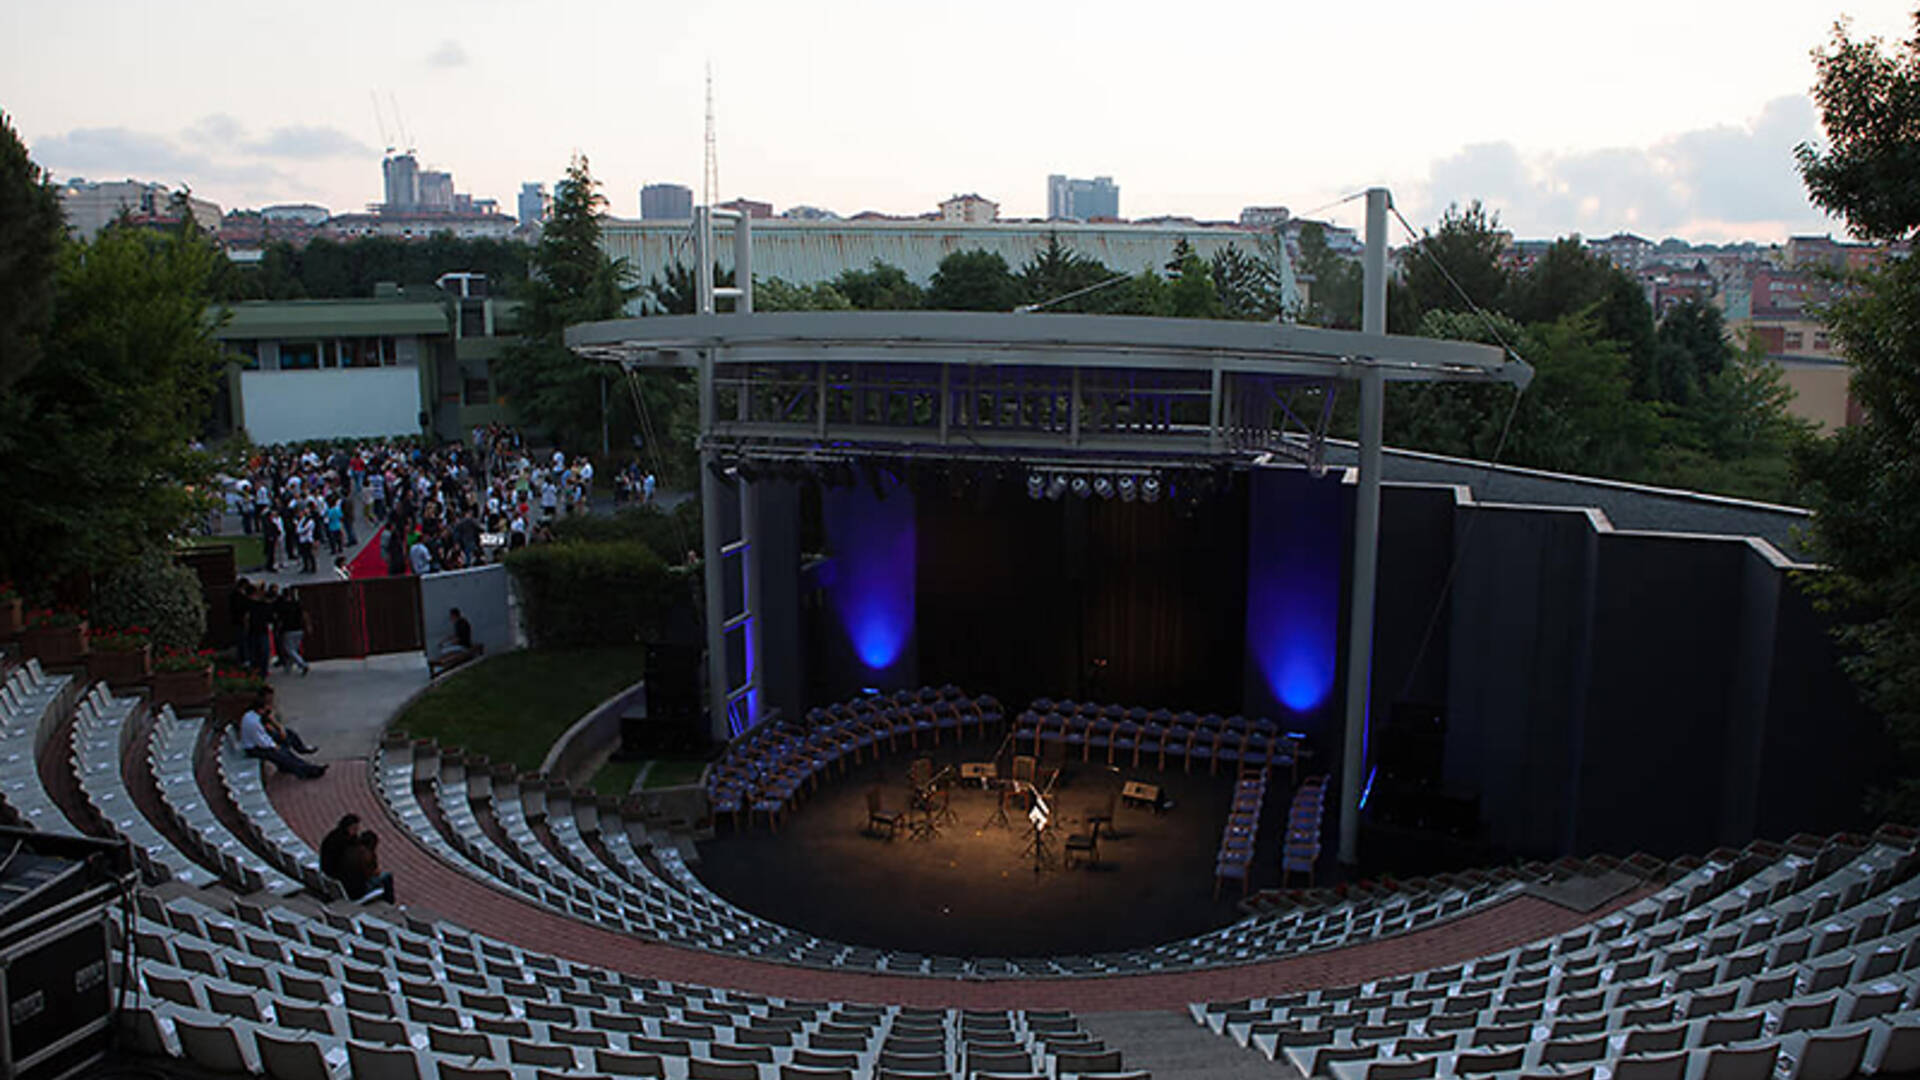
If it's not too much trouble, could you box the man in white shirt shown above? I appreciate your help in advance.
[409,538,433,576]
[238,693,325,778]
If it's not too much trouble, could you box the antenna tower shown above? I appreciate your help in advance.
[703,63,718,208]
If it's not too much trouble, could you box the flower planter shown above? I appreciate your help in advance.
[150,666,213,711]
[22,620,88,667]
[213,691,256,728]
[0,599,21,641]
[87,643,152,687]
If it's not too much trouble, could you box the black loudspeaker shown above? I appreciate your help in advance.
[1376,702,1446,790]
[618,643,707,757]
[0,828,135,1080]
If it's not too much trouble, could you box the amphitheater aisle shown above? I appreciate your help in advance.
[264,651,430,763]
[1082,1010,1298,1079]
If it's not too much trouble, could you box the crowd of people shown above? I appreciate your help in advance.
[221,426,660,582]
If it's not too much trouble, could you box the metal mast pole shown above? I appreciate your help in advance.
[1338,187,1390,868]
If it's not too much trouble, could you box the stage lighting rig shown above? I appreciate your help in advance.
[1092,476,1115,500]
[1141,476,1162,503]
[1048,473,1069,500]
[1117,476,1137,502]
[1027,473,1046,500]
[1070,476,1091,499]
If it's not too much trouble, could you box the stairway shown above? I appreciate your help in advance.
[1079,1009,1295,1079]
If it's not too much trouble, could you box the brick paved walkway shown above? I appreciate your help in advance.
[269,762,1650,1011]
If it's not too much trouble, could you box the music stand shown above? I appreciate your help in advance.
[1021,789,1054,873]
[985,780,1012,830]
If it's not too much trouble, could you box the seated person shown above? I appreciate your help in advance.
[237,692,325,779]
[320,813,360,881]
[339,830,395,903]
[435,607,476,666]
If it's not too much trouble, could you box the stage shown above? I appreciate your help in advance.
[692,740,1283,959]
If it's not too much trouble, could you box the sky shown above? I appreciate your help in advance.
[3,0,1913,245]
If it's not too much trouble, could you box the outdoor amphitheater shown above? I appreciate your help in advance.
[2,291,1911,1080]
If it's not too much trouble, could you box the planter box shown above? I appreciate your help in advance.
[212,692,257,728]
[87,644,152,687]
[22,620,88,667]
[0,599,20,641]
[150,667,213,711]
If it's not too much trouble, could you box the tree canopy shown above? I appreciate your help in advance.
[220,235,531,301]
[0,111,62,393]
[1789,9,1920,819]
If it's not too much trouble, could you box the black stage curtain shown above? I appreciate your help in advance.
[916,474,1248,712]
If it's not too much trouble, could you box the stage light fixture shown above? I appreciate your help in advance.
[1027,473,1046,500]
[1070,476,1092,499]
[1092,476,1115,499]
[1117,476,1137,502]
[1141,476,1162,503]
[1048,473,1069,500]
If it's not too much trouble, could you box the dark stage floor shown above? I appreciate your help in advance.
[692,739,1283,959]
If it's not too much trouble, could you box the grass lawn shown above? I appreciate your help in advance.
[643,757,708,789]
[394,646,646,773]
[590,759,644,798]
[184,534,268,571]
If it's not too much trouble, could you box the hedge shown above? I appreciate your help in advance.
[548,501,703,559]
[503,540,686,648]
[93,550,208,650]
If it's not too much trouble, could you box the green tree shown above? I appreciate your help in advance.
[1208,243,1279,320]
[1649,335,1809,502]
[0,222,224,585]
[493,154,637,451]
[1789,11,1920,819]
[925,249,1021,311]
[1018,233,1122,312]
[1506,238,1660,400]
[1293,221,1363,329]
[1166,252,1224,319]
[1796,13,1920,240]
[1400,201,1510,322]
[1651,297,1735,404]
[0,111,63,392]
[754,278,853,311]
[831,261,924,309]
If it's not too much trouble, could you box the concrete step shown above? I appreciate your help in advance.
[1080,1008,1295,1080]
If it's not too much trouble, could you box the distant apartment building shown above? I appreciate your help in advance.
[517,183,549,227]
[938,193,999,224]
[57,178,222,240]
[718,198,773,220]
[640,183,694,220]
[1239,206,1291,229]
[262,204,330,226]
[1047,174,1120,221]
[416,170,455,212]
[782,205,840,221]
[1588,232,1656,272]
[325,212,516,241]
[212,277,519,444]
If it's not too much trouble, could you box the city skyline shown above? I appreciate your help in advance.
[3,0,1912,245]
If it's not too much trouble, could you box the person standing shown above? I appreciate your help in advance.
[296,510,318,574]
[246,585,275,676]
[276,587,309,676]
[259,510,280,572]
[324,498,345,556]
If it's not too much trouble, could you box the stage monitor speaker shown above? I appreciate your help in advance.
[619,643,707,757]
[0,828,134,1080]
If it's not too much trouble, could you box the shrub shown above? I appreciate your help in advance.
[504,540,685,648]
[548,501,703,558]
[213,667,269,696]
[154,646,214,673]
[25,606,86,628]
[89,626,151,652]
[92,551,207,650]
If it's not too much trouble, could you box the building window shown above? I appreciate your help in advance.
[280,341,320,370]
[1814,332,1830,351]
[337,337,385,368]
[226,341,260,370]
[1784,331,1804,351]
[459,301,486,338]
[463,377,491,406]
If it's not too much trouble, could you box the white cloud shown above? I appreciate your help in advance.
[1409,96,1842,242]
[243,125,371,160]
[427,39,468,68]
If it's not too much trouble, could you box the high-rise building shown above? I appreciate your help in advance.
[641,183,694,220]
[56,179,222,240]
[382,153,420,211]
[1046,175,1120,221]
[938,193,999,224]
[416,171,455,212]
[517,183,548,227]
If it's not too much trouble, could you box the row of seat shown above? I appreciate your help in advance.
[1213,766,1269,898]
[68,681,218,887]
[1013,704,1305,776]
[150,704,304,896]
[1193,831,1920,1080]
[120,886,1127,1079]
[219,722,349,899]
[0,656,81,835]
[1282,775,1329,885]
